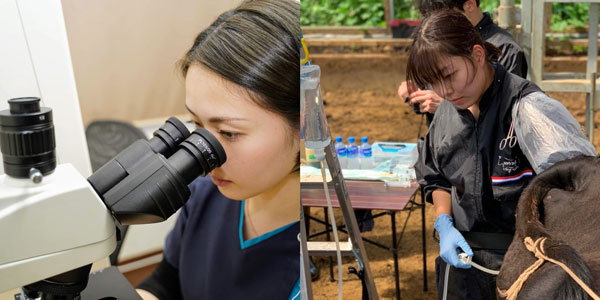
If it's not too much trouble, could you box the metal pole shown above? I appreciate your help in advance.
[498,0,516,36]
[324,141,380,300]
[587,4,598,82]
[391,211,400,300]
[530,0,545,84]
[421,186,428,291]
[324,207,335,281]
[586,4,598,142]
[589,72,596,143]
[300,199,314,300]
[389,0,394,23]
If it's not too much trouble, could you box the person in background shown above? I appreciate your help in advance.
[398,0,527,120]
[136,1,301,299]
[406,10,596,299]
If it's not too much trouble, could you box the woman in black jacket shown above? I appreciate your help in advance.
[406,10,596,300]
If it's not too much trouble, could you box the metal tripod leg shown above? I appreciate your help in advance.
[300,198,314,300]
[323,141,379,300]
[324,207,335,282]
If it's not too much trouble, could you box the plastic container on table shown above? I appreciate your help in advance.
[372,142,418,166]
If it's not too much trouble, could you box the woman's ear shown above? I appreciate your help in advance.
[472,44,486,66]
[462,0,476,13]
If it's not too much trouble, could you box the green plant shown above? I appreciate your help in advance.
[300,0,502,26]
[551,3,589,32]
[301,0,387,26]
[573,45,587,53]
[479,0,497,15]
[300,0,596,30]
[393,0,420,20]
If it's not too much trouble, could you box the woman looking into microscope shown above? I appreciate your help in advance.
[137,1,301,299]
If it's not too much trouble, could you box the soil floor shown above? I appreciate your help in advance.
[306,52,600,300]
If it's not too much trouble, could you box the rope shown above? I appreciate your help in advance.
[506,237,600,300]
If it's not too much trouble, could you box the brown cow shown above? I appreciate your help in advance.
[497,155,600,300]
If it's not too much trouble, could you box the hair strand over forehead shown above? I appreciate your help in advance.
[406,10,500,90]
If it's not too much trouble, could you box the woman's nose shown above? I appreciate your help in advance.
[209,167,221,176]
[443,85,455,99]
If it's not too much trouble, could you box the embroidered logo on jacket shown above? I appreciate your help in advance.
[497,156,520,173]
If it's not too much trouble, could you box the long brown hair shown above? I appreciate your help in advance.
[180,0,300,171]
[180,0,300,132]
[406,10,501,90]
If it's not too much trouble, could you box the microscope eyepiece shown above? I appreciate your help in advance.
[168,127,226,183]
[0,97,56,178]
[88,117,227,224]
[148,117,190,157]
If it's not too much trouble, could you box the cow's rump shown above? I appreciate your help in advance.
[497,155,600,300]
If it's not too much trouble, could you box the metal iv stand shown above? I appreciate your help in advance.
[299,36,379,300]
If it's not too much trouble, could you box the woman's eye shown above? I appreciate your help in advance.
[444,72,453,80]
[190,120,203,129]
[218,130,239,140]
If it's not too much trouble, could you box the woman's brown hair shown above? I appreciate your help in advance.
[406,10,501,90]
[180,0,300,132]
[180,0,300,171]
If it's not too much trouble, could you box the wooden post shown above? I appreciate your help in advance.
[384,0,391,26]
[545,3,552,33]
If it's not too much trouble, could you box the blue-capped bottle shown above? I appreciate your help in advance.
[346,136,360,169]
[334,136,347,169]
[359,136,373,169]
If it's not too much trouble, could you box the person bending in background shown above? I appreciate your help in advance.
[136,0,301,299]
[406,10,596,299]
[398,0,527,121]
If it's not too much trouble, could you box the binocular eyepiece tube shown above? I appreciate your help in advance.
[87,117,194,195]
[88,117,226,225]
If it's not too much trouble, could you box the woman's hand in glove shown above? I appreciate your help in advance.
[434,214,473,269]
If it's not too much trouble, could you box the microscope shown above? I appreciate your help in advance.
[0,97,226,299]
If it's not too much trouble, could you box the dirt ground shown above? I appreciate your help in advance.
[306,51,600,300]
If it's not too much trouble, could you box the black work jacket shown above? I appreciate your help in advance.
[477,12,528,78]
[416,65,541,234]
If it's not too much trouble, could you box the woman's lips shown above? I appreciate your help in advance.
[450,97,463,104]
[211,176,232,187]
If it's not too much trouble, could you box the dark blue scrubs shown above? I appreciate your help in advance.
[164,176,300,299]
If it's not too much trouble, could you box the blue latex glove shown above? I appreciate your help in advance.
[434,214,473,269]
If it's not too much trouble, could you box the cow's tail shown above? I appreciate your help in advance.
[538,238,595,300]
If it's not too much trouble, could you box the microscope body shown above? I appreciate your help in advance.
[0,98,226,298]
[0,163,116,293]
